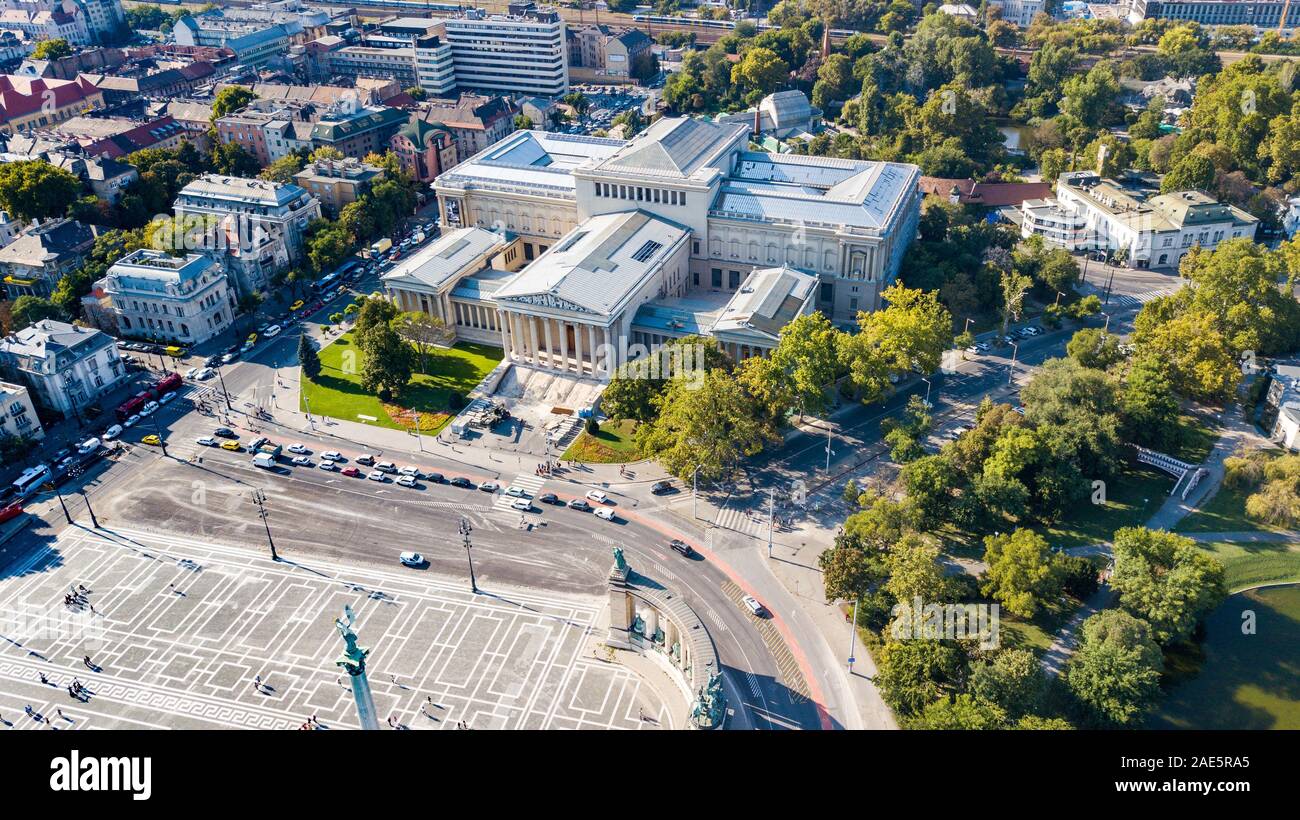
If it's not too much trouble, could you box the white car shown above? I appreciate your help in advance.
[196,367,215,380]
[375,461,396,473]
[292,456,312,466]
[287,443,309,454]
[593,507,616,521]
[509,498,531,511]
[264,324,281,337]
[321,451,342,461]
[196,436,217,447]
[103,424,123,441]
[184,367,199,378]
[742,595,766,617]
[366,470,386,482]
[140,401,158,416]
[78,437,101,454]
[159,391,177,404]
[318,461,338,471]
[399,551,424,567]
[480,481,499,492]
[504,486,530,498]
[396,475,417,488]
[123,414,140,428]
[398,465,420,477]
[585,489,608,504]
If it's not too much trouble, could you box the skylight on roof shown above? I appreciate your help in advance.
[631,240,662,263]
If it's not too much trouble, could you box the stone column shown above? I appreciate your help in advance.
[559,320,569,372]
[527,316,540,366]
[573,322,584,375]
[542,318,554,369]
[603,325,614,378]
[588,324,599,376]
[499,309,512,357]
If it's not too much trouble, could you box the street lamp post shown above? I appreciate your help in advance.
[79,488,98,529]
[414,412,423,453]
[920,377,932,407]
[149,411,168,458]
[1008,341,1019,385]
[766,488,774,559]
[692,464,701,520]
[1054,290,1065,308]
[48,480,72,524]
[825,425,833,472]
[1102,313,1111,336]
[846,597,859,674]
[459,516,478,594]
[251,489,278,561]
[215,363,233,411]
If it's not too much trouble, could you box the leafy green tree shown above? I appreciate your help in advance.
[968,649,1047,720]
[260,152,307,184]
[211,86,257,121]
[10,295,62,329]
[1121,355,1180,449]
[1160,153,1215,193]
[0,161,81,221]
[884,533,948,604]
[211,142,260,177]
[298,335,321,380]
[771,312,840,418]
[1110,526,1227,644]
[1065,609,1164,727]
[731,47,790,99]
[392,311,453,373]
[980,529,1058,618]
[306,224,353,275]
[1066,328,1124,370]
[875,638,966,716]
[911,694,1006,730]
[818,530,889,602]
[900,454,959,530]
[353,295,399,345]
[358,323,415,400]
[840,283,952,403]
[31,38,72,60]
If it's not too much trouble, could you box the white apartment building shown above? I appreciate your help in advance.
[990,0,1045,27]
[424,117,920,377]
[173,174,321,296]
[415,36,457,97]
[442,3,568,97]
[0,380,43,442]
[0,319,127,416]
[1021,172,1258,269]
[101,249,233,346]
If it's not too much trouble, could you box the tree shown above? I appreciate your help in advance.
[1065,609,1164,727]
[875,638,966,716]
[1132,308,1241,402]
[884,533,948,604]
[260,153,307,184]
[998,268,1032,342]
[358,323,415,401]
[236,292,263,330]
[392,311,453,372]
[1160,153,1215,193]
[310,146,346,163]
[900,455,959,530]
[211,86,257,121]
[0,161,82,221]
[771,312,840,418]
[635,369,777,482]
[298,335,321,380]
[513,114,534,131]
[980,529,1058,618]
[911,694,1006,730]
[307,224,353,275]
[731,47,790,99]
[968,649,1047,720]
[31,38,72,60]
[10,295,62,329]
[840,284,952,403]
[211,142,260,177]
[1121,355,1180,449]
[353,296,400,345]
[1110,526,1227,645]
[818,530,888,602]
[1066,327,1123,370]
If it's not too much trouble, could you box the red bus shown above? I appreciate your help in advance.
[156,373,183,394]
[116,395,146,421]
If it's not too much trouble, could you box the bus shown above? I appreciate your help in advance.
[11,464,51,498]
[156,373,183,394]
[116,395,146,421]
[315,259,362,291]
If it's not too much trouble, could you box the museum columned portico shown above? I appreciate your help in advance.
[498,309,616,377]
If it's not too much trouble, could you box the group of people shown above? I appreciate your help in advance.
[63,584,93,612]
[534,460,561,477]
[298,715,323,730]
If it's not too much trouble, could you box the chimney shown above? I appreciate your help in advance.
[753,105,761,136]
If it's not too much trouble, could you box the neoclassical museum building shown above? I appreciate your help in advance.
[385,117,921,379]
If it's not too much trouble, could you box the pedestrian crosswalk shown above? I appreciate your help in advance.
[1104,287,1178,309]
[492,472,548,510]
[712,502,773,538]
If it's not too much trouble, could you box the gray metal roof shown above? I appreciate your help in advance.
[382,227,506,294]
[595,118,747,179]
[710,266,817,342]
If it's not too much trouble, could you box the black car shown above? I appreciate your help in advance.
[426,472,444,483]
[651,480,674,494]
[214,427,237,438]
[539,493,560,505]
[669,539,694,558]
[449,476,473,488]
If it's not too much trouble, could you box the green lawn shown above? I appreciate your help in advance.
[1035,461,1175,549]
[562,419,640,463]
[1176,449,1284,534]
[1168,413,1220,465]
[1150,584,1300,729]
[301,333,501,434]
[1195,541,1300,592]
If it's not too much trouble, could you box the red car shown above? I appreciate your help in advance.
[341,466,361,477]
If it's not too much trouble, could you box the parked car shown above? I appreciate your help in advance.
[479,481,499,492]
[196,436,217,447]
[366,470,386,482]
[287,443,309,454]
[396,475,417,488]
[264,324,281,337]
[399,551,424,567]
[292,456,312,466]
[742,595,766,617]
[568,499,592,511]
[220,440,241,451]
[539,493,560,505]
[355,454,375,465]
[375,461,396,473]
[594,507,616,521]
[341,466,361,477]
[650,480,674,494]
[141,434,161,446]
[449,476,473,488]
[321,451,342,461]
[123,414,140,428]
[318,461,338,471]
[398,465,421,477]
[585,489,608,504]
[426,472,444,483]
[103,424,123,441]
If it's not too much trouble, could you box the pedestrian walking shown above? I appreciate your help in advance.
[83,655,92,669]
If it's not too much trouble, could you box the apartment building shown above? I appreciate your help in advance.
[0,218,99,299]
[0,74,105,134]
[414,93,518,163]
[0,380,43,442]
[309,102,408,160]
[568,25,652,79]
[0,319,127,416]
[442,3,568,97]
[100,249,233,346]
[293,156,383,215]
[1125,0,1295,27]
[389,117,456,184]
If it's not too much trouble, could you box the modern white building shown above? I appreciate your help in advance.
[442,3,568,97]
[172,174,321,296]
[1021,172,1258,269]
[0,319,127,416]
[990,0,1046,27]
[422,116,920,378]
[0,380,42,442]
[101,249,234,346]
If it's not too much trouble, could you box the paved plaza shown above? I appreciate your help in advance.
[0,527,669,730]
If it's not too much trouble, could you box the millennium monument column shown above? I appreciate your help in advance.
[335,605,380,730]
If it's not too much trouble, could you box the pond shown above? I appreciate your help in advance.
[1150,584,1300,729]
